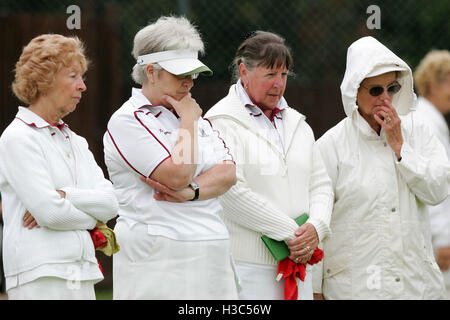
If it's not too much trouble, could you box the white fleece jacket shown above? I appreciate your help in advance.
[0,107,118,289]
[205,85,333,266]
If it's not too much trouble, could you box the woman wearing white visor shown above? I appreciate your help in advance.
[313,36,449,299]
[103,16,238,299]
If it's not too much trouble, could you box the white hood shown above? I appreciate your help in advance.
[340,36,416,117]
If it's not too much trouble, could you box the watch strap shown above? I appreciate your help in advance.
[189,181,199,201]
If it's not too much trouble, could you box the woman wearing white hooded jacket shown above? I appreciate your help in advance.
[313,36,449,299]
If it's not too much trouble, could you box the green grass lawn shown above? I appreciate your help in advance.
[95,287,113,300]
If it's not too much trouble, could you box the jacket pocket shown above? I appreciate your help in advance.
[322,252,352,299]
[323,253,349,279]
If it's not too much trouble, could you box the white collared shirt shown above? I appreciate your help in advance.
[235,79,286,155]
[103,88,233,241]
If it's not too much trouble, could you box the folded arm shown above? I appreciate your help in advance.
[0,133,97,231]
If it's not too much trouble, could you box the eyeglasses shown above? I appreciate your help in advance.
[360,82,402,97]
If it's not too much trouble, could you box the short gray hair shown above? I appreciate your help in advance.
[132,16,205,85]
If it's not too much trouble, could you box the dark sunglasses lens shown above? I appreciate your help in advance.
[369,86,384,96]
[388,84,401,94]
[368,84,401,96]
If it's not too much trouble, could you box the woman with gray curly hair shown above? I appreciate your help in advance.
[104,16,238,299]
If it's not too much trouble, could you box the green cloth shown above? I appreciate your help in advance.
[97,223,120,256]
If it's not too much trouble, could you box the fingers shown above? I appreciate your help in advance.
[163,93,193,106]
[140,176,171,193]
[163,94,202,120]
[56,190,66,198]
[153,192,183,203]
[289,246,314,264]
[140,176,190,202]
[162,94,178,107]
[373,114,385,127]
[290,223,319,248]
[23,211,40,229]
[287,223,318,263]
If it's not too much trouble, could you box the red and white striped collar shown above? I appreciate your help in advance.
[15,106,67,130]
[131,87,180,119]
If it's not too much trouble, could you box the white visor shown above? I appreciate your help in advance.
[136,49,212,76]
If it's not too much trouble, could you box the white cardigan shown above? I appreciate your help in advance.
[0,107,118,289]
[205,85,333,266]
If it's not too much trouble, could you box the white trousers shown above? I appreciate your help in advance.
[113,220,239,300]
[235,260,313,300]
[7,277,96,300]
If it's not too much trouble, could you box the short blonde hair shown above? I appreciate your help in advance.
[414,50,450,97]
[12,34,88,105]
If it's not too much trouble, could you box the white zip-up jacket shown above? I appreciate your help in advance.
[205,85,333,265]
[0,107,118,290]
[314,37,449,299]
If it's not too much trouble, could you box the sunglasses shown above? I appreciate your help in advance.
[360,82,402,97]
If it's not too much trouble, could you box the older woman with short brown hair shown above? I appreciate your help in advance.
[205,31,333,300]
[0,34,118,300]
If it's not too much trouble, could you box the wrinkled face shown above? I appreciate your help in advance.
[357,71,397,122]
[240,63,288,111]
[431,73,450,114]
[150,67,194,108]
[45,63,86,118]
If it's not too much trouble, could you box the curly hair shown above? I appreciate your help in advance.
[12,34,88,105]
[414,50,450,97]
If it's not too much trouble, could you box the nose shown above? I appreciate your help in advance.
[379,88,391,101]
[182,76,194,89]
[272,75,285,89]
[77,76,86,92]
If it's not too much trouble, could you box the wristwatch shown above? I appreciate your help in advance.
[189,181,200,201]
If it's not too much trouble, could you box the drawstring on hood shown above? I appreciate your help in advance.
[340,36,417,165]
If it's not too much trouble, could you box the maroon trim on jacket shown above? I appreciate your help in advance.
[203,117,235,164]
[106,129,144,176]
[133,110,171,155]
[15,116,67,130]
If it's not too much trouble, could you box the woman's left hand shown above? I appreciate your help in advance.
[286,223,319,264]
[373,99,403,160]
[140,176,194,202]
[23,211,40,229]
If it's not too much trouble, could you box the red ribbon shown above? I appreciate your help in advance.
[88,227,107,273]
[89,227,107,248]
[277,248,324,300]
[269,107,282,123]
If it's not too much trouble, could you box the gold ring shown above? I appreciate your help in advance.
[384,117,392,124]
[295,257,300,263]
